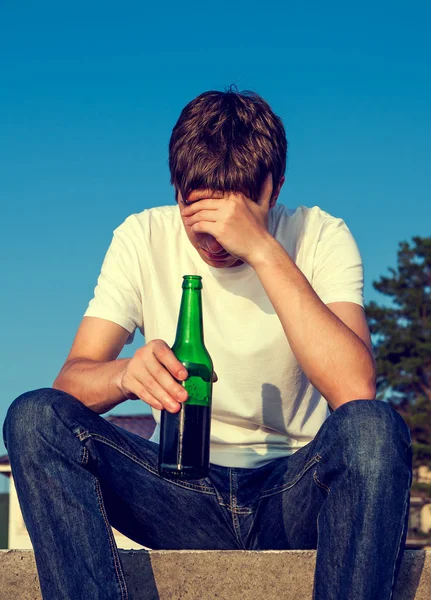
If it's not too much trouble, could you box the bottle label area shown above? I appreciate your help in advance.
[175,360,212,407]
[182,375,210,406]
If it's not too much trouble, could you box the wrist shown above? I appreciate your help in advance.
[113,358,132,400]
[248,234,283,270]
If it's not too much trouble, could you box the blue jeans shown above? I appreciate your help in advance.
[2,388,412,600]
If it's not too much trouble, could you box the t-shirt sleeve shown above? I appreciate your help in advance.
[312,215,364,307]
[84,216,144,343]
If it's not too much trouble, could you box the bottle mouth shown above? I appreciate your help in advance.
[182,275,202,289]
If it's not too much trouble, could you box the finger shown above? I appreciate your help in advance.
[185,210,218,226]
[182,199,225,216]
[190,221,218,235]
[148,346,189,403]
[125,376,164,411]
[139,368,183,413]
[212,371,218,383]
[140,394,164,411]
[152,340,188,381]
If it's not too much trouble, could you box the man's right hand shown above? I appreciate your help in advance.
[117,339,191,413]
[54,319,217,415]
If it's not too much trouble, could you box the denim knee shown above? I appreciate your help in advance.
[335,398,411,443]
[325,399,412,474]
[3,387,72,451]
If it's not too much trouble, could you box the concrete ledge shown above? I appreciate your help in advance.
[0,549,430,599]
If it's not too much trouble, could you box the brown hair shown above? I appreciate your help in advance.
[169,85,287,203]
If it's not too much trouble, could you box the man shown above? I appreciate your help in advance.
[3,88,412,599]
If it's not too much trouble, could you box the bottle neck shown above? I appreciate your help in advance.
[173,287,204,348]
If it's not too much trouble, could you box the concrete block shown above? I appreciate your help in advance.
[0,549,430,599]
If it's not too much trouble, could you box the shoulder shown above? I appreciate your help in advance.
[273,204,344,231]
[113,205,182,242]
[271,204,349,254]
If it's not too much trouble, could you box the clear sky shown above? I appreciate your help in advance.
[1,1,430,491]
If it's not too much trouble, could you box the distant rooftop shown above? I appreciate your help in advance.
[105,413,156,440]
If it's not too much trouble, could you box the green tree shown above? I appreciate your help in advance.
[365,236,431,487]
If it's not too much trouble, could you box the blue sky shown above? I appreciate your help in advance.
[1,1,430,491]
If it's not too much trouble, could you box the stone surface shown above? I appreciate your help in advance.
[0,549,430,599]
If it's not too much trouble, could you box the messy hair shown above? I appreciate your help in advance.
[169,85,287,203]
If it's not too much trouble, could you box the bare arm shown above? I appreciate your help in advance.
[53,317,197,415]
[53,317,134,413]
[251,238,376,411]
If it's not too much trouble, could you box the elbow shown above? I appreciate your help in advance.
[53,365,68,391]
[346,369,377,403]
[323,351,377,411]
[356,385,376,401]
[52,380,66,394]
[326,372,377,412]
[329,382,376,412]
[52,377,71,397]
[364,361,377,399]
[52,374,63,390]
[350,352,377,400]
[52,366,75,397]
[358,364,377,400]
[52,359,78,393]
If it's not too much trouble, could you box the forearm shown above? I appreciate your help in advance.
[252,237,376,410]
[53,357,132,414]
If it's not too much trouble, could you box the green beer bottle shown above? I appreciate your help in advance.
[158,275,213,479]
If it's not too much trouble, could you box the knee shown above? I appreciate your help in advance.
[2,388,78,450]
[327,399,412,470]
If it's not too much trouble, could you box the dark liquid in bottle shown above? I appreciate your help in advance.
[159,404,211,479]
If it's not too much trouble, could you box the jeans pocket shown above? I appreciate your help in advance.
[260,453,322,498]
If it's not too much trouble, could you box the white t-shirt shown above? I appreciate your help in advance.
[84,203,364,468]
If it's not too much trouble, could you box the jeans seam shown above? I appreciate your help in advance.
[95,478,129,600]
[214,490,253,514]
[313,469,330,493]
[230,470,244,548]
[229,469,235,512]
[389,469,413,599]
[260,453,322,498]
[216,499,253,515]
[76,431,216,495]
[225,505,254,515]
[81,446,89,466]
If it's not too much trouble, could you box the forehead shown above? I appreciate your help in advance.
[176,173,273,204]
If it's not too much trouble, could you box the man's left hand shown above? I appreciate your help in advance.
[182,192,274,266]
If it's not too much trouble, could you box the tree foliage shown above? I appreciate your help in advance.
[365,236,431,473]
